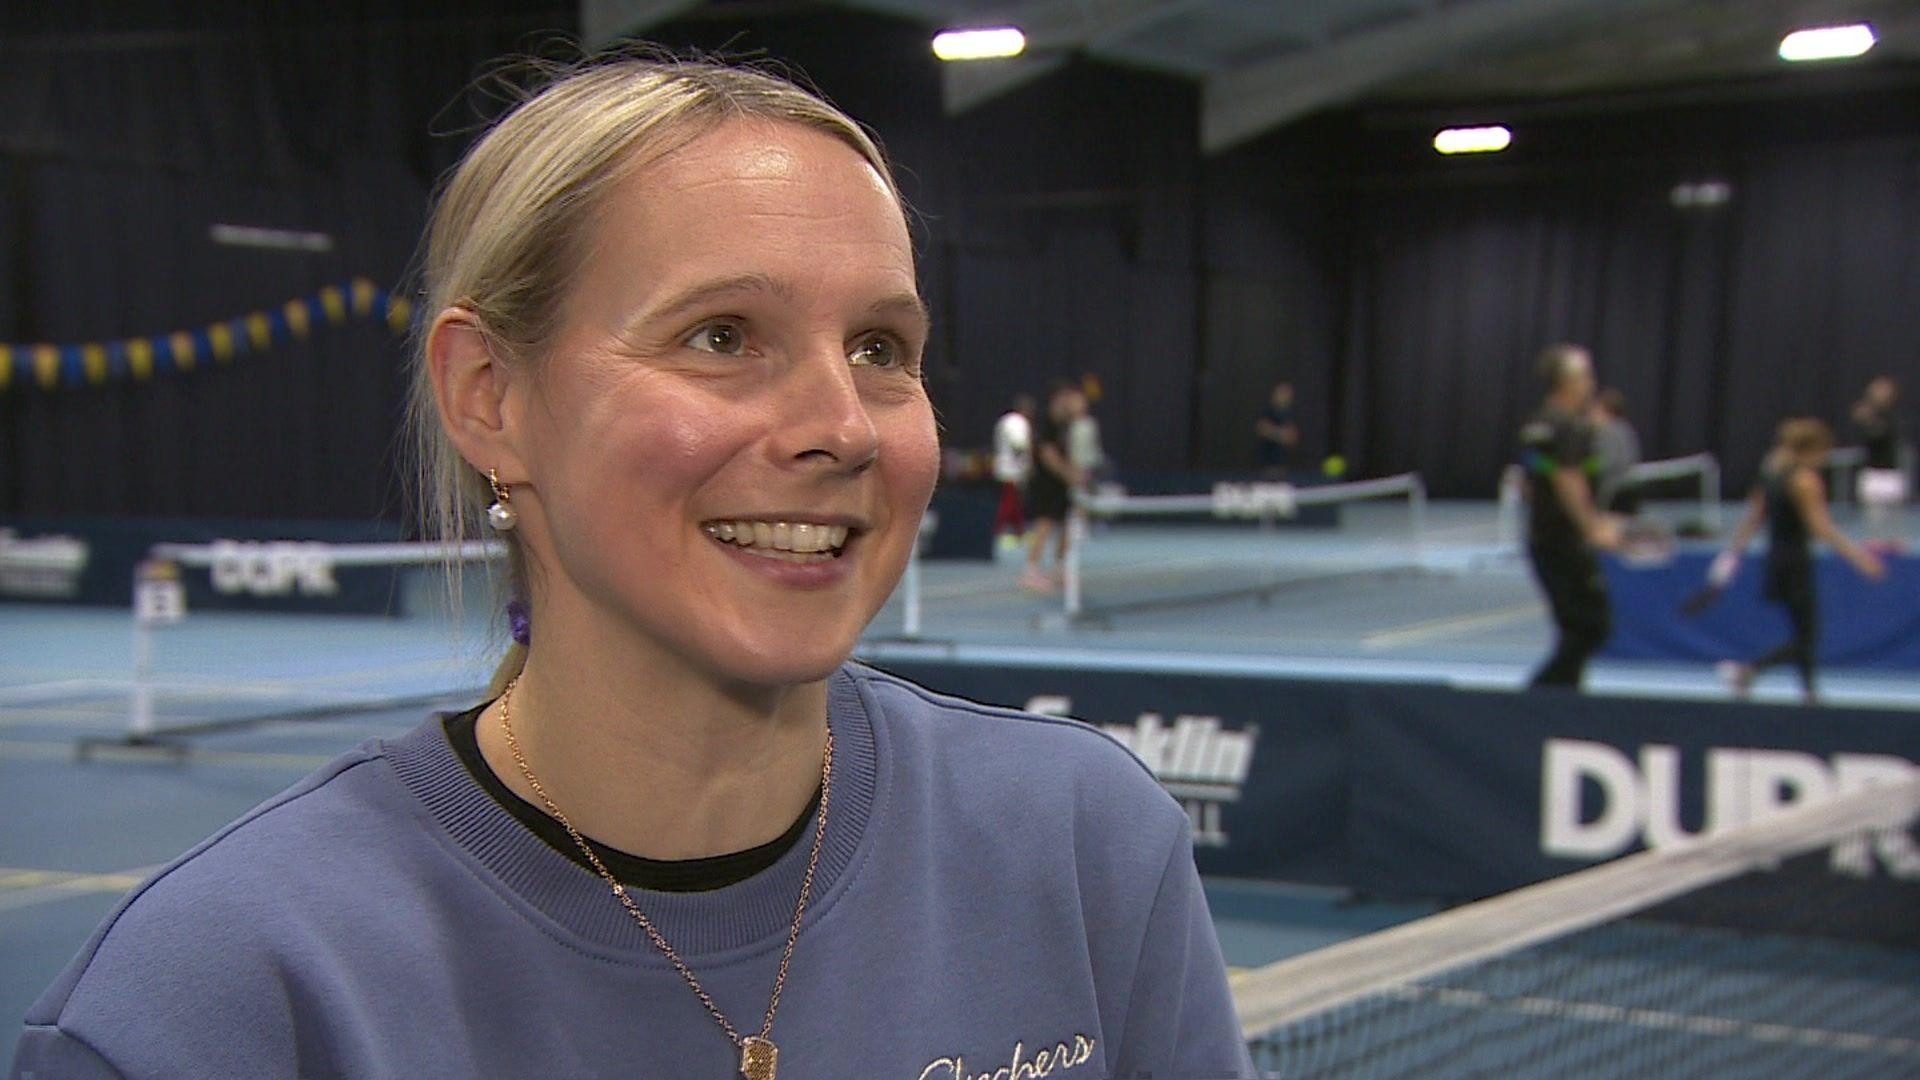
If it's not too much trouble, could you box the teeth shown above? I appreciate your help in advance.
[702,519,853,555]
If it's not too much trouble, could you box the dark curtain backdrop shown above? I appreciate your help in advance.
[638,9,1207,474]
[1196,122,1345,471]
[0,3,574,520]
[1333,104,1920,494]
[3,4,1916,516]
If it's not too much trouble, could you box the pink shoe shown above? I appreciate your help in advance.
[1019,568,1056,593]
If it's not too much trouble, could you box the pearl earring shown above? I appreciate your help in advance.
[486,469,518,532]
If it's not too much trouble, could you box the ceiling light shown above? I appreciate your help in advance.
[209,224,334,252]
[1778,24,1876,62]
[1433,126,1512,155]
[1670,181,1732,208]
[932,28,1026,61]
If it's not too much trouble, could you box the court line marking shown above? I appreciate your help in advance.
[1390,984,1920,1060]
[905,555,1326,603]
[0,867,146,892]
[0,740,339,771]
[1363,602,1543,650]
[0,705,126,722]
[0,865,160,914]
[0,659,486,731]
[855,639,1920,707]
[0,658,483,700]
[0,679,127,705]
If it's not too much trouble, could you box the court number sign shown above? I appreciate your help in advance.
[134,559,187,625]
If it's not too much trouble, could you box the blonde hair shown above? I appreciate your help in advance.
[1777,417,1835,459]
[1534,343,1589,390]
[403,51,901,695]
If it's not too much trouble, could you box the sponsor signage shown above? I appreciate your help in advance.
[0,515,399,613]
[1541,738,1917,880]
[1348,684,1919,942]
[207,540,341,598]
[1209,482,1297,519]
[867,659,1352,885]
[0,529,90,599]
[866,657,1918,941]
[1031,698,1258,848]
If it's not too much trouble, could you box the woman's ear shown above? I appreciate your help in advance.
[428,307,526,481]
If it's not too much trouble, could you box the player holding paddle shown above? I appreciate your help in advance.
[1713,418,1886,703]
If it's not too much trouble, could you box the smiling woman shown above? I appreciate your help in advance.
[11,54,1252,1080]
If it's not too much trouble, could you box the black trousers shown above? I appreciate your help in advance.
[1754,563,1818,699]
[1528,544,1613,689]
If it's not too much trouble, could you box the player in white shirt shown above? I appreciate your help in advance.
[992,394,1036,548]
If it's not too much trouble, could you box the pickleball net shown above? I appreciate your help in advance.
[1498,452,1722,551]
[1236,774,1920,1078]
[1056,472,1428,624]
[62,540,509,749]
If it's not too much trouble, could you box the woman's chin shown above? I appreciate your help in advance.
[701,636,857,691]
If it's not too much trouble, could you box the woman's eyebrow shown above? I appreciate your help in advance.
[633,275,930,331]
[639,273,795,326]
[870,292,931,328]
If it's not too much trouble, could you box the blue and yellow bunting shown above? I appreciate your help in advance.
[1,277,411,393]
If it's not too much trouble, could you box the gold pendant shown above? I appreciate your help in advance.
[740,1036,778,1080]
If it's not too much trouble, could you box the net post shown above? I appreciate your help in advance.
[1705,456,1722,534]
[1496,465,1522,551]
[128,554,186,743]
[129,605,156,742]
[1259,496,1280,589]
[1063,508,1085,618]
[1411,475,1427,555]
[1827,446,1859,507]
[901,519,924,638]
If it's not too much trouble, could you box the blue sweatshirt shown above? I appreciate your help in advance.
[13,664,1253,1079]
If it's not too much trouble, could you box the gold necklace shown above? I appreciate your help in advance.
[497,678,830,1080]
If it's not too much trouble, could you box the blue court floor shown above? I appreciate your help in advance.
[865,499,1920,708]
[3,497,1915,1070]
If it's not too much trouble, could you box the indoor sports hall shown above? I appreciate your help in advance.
[3,3,1918,1077]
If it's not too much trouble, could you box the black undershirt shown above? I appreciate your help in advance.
[443,703,817,893]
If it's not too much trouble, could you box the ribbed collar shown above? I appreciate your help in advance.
[382,666,880,964]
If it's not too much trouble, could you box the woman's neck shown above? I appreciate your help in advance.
[473,613,830,862]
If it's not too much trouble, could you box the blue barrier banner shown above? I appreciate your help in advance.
[1602,551,1920,669]
[859,655,1918,942]
[1348,685,1920,943]
[0,515,403,614]
[861,658,1357,885]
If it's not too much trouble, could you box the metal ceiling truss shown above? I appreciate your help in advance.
[581,0,1896,153]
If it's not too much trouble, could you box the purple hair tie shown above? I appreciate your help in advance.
[507,599,531,646]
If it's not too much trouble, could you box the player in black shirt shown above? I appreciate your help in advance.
[1021,381,1087,592]
[1518,343,1623,689]
[1851,376,1906,547]
[1255,381,1300,478]
[1715,419,1885,702]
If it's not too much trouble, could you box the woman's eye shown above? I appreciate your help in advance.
[849,336,904,368]
[684,321,747,355]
